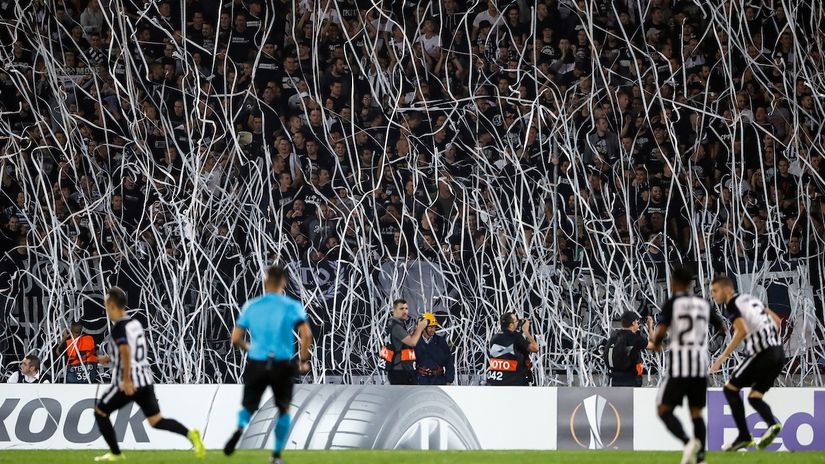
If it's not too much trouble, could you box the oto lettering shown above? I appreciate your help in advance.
[488,358,517,372]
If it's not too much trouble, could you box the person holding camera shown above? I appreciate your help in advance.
[486,312,538,386]
[604,311,655,387]
[380,299,428,385]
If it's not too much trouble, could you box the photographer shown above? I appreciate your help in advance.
[486,312,538,386]
[604,311,655,387]
[380,299,428,385]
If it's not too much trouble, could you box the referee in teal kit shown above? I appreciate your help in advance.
[223,265,313,464]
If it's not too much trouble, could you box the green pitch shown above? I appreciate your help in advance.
[2,450,825,464]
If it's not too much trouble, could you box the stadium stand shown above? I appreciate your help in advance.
[0,0,824,385]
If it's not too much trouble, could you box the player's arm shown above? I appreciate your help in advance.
[297,321,312,361]
[710,310,726,334]
[651,300,674,351]
[651,322,668,351]
[709,317,748,374]
[231,326,250,351]
[233,303,251,351]
[119,343,134,395]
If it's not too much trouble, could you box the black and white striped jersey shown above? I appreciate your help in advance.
[724,293,782,357]
[111,316,154,389]
[660,293,725,378]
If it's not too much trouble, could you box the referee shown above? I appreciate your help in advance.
[223,266,313,464]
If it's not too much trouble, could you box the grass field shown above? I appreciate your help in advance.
[1,450,824,464]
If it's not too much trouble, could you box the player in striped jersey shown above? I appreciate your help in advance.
[93,287,205,462]
[710,276,785,452]
[652,267,725,464]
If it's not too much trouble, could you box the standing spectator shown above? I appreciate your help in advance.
[7,355,51,384]
[80,0,104,37]
[380,299,428,385]
[414,312,455,385]
[86,32,106,66]
[54,321,100,383]
[228,13,253,63]
[472,0,502,40]
[585,118,620,165]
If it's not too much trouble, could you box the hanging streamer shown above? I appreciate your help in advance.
[0,1,824,386]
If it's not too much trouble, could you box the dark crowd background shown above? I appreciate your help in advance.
[1,0,824,385]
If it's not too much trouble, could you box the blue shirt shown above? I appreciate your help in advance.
[236,293,308,361]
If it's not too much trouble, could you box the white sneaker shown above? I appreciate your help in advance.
[681,438,701,464]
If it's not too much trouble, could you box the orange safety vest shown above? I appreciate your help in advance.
[67,335,98,365]
[488,358,518,372]
[380,318,416,366]
[379,345,416,363]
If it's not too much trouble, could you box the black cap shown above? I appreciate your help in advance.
[621,311,641,327]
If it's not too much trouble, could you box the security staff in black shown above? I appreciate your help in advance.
[604,311,654,387]
[381,299,427,385]
[486,312,538,386]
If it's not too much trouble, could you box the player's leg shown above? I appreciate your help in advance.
[269,361,296,463]
[658,378,702,464]
[687,379,708,464]
[93,387,131,461]
[722,383,754,450]
[722,356,760,450]
[224,360,268,456]
[753,347,785,449]
[137,386,205,458]
[656,378,689,444]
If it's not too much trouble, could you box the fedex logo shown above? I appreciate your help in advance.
[708,391,825,451]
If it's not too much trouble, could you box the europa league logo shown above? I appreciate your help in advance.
[569,394,622,449]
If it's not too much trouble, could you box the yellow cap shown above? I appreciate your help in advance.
[422,312,438,327]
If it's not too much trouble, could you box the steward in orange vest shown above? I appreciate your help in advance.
[55,321,99,383]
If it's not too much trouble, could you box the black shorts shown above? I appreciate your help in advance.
[97,384,160,418]
[658,377,707,409]
[243,359,295,413]
[730,345,784,393]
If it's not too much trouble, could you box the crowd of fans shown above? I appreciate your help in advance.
[1,0,824,384]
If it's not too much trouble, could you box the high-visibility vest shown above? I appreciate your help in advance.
[380,318,416,367]
[67,335,98,365]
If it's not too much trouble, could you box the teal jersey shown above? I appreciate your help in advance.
[236,293,308,361]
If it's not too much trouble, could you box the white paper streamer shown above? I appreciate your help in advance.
[0,1,824,386]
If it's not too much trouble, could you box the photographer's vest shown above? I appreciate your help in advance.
[487,331,528,386]
[380,318,416,371]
